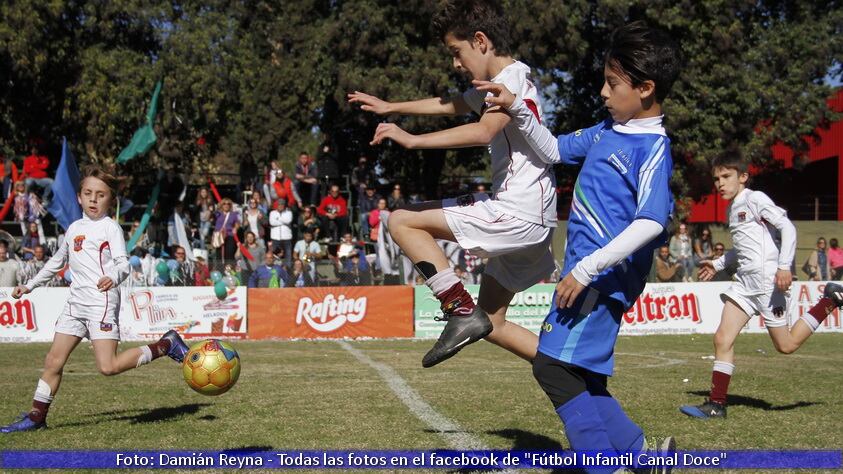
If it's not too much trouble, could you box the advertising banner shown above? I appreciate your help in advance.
[0,287,64,342]
[414,282,842,338]
[119,286,248,340]
[0,286,248,342]
[248,286,413,339]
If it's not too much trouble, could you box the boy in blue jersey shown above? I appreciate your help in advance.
[477,22,680,471]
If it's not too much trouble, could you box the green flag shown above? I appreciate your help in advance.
[117,80,162,164]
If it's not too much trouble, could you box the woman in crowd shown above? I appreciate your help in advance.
[669,222,694,282]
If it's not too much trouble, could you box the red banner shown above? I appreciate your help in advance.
[248,286,413,339]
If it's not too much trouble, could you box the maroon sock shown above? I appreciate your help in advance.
[29,400,50,423]
[436,282,475,316]
[709,371,731,405]
[808,297,835,323]
[147,338,172,359]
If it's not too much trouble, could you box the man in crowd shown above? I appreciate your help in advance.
[269,199,294,265]
[248,251,288,288]
[317,184,348,242]
[294,230,323,282]
[655,244,684,283]
[295,152,319,206]
[358,185,380,241]
[23,145,53,204]
[0,241,20,287]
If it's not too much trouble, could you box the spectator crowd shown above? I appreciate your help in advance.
[2,144,841,291]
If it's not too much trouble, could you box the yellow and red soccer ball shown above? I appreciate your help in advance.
[182,339,241,396]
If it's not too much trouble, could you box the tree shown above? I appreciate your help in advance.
[1,0,840,208]
[508,0,842,211]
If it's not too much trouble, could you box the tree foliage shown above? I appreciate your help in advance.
[1,0,840,203]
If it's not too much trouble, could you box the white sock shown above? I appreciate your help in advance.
[34,379,53,404]
[425,268,460,296]
[136,346,153,368]
[800,314,821,332]
[712,360,735,375]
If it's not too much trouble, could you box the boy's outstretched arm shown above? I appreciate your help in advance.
[348,91,470,116]
[703,248,738,281]
[370,108,510,149]
[474,80,597,166]
[15,239,69,298]
[556,219,665,308]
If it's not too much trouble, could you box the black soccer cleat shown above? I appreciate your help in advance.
[825,282,843,309]
[679,399,726,419]
[422,306,493,368]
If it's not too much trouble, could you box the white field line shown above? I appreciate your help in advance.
[615,352,686,369]
[337,340,488,450]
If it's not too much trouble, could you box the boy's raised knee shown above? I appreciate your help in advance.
[772,342,797,355]
[97,363,120,376]
[389,209,411,230]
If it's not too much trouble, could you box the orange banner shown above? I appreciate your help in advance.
[248,286,413,339]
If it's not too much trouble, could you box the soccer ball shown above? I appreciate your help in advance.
[182,339,241,396]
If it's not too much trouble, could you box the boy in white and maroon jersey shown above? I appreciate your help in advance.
[681,155,843,419]
[1,166,189,433]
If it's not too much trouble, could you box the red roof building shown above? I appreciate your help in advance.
[688,89,843,222]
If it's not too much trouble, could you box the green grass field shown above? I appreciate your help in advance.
[1,334,841,473]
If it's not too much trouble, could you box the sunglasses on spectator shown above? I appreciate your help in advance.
[715,247,725,251]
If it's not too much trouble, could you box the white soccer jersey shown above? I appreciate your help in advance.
[26,215,130,317]
[714,188,796,292]
[462,61,557,227]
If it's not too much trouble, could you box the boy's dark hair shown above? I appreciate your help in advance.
[604,21,681,102]
[711,154,749,175]
[432,0,512,56]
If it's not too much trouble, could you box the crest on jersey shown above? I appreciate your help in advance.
[456,194,475,207]
[738,212,746,222]
[73,235,85,252]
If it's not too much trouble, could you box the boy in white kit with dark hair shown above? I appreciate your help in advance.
[1,165,189,433]
[681,155,843,419]
[348,0,556,367]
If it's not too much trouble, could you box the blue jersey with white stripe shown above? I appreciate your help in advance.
[561,117,673,309]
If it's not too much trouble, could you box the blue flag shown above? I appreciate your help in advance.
[46,137,82,230]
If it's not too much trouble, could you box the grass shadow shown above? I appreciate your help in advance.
[687,391,821,411]
[487,428,564,450]
[53,403,213,428]
[116,403,213,424]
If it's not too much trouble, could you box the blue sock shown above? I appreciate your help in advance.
[556,392,615,474]
[591,394,645,452]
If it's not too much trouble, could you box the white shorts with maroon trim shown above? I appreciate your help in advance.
[443,193,555,293]
[720,280,790,329]
[54,301,121,341]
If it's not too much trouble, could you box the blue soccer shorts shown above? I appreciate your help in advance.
[537,287,625,376]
